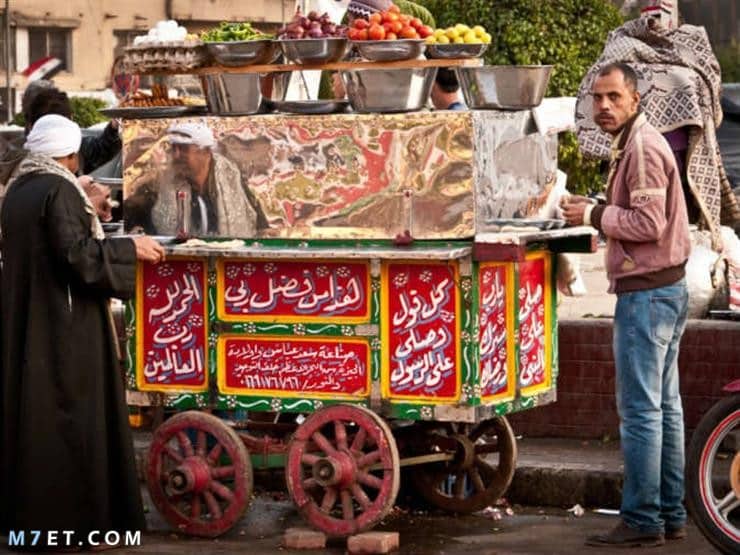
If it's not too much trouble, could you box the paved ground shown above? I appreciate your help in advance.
[0,496,716,554]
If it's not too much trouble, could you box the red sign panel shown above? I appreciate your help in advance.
[518,257,547,389]
[221,260,369,321]
[222,337,369,396]
[386,263,459,399]
[140,260,207,388]
[479,265,509,398]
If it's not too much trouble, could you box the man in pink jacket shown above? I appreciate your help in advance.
[562,62,691,548]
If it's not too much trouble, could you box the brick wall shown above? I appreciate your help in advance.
[508,319,740,439]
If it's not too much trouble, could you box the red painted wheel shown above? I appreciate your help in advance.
[286,405,400,537]
[409,417,516,513]
[146,411,253,537]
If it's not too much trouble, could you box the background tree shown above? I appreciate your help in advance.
[420,0,623,194]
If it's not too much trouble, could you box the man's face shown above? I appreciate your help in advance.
[592,70,640,135]
[171,143,203,175]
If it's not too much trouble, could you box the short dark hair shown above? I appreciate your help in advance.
[26,89,72,128]
[435,68,459,94]
[597,63,638,92]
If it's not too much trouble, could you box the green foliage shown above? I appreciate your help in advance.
[716,43,740,83]
[11,96,109,129]
[419,0,623,193]
[68,97,110,128]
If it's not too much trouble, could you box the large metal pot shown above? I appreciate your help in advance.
[202,72,291,115]
[455,65,553,110]
[341,67,438,113]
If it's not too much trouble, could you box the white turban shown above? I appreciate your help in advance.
[24,114,82,158]
[167,122,216,149]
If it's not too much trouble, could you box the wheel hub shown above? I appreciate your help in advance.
[312,452,356,488]
[168,456,212,494]
[449,434,476,471]
[731,451,740,499]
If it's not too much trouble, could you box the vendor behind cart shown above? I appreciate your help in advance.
[124,122,267,237]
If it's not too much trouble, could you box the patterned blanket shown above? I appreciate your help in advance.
[575,18,740,249]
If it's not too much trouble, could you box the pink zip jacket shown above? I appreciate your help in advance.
[588,113,691,294]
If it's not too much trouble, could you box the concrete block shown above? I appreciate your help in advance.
[283,527,326,550]
[347,531,400,554]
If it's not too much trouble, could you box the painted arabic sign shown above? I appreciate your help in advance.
[218,260,370,323]
[517,254,551,393]
[479,264,514,400]
[383,262,460,401]
[137,259,208,391]
[219,336,370,398]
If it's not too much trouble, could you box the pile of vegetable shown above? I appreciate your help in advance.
[278,10,348,39]
[201,22,274,42]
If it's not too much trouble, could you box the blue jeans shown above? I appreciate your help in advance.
[613,278,689,533]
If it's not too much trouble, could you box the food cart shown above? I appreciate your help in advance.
[118,40,596,539]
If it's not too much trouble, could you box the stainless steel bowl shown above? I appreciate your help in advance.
[352,39,426,62]
[341,67,438,113]
[202,72,290,115]
[205,40,280,67]
[455,65,553,110]
[425,42,489,59]
[279,38,349,64]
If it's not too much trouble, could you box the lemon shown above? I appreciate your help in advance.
[455,23,470,34]
[472,25,486,37]
[434,28,446,38]
[436,35,450,44]
[482,32,492,44]
[453,36,465,43]
[426,36,437,44]
[446,28,459,40]
[463,31,478,43]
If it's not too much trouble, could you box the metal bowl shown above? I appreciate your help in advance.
[279,38,350,64]
[202,72,290,115]
[352,39,426,62]
[455,65,553,110]
[425,42,489,59]
[341,67,438,113]
[205,40,280,67]
[273,99,350,115]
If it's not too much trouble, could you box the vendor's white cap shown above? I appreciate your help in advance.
[24,114,81,158]
[167,122,215,149]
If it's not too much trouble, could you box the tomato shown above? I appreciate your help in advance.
[383,22,394,33]
[398,14,410,25]
[418,25,434,38]
[347,28,360,40]
[368,23,386,41]
[390,21,403,34]
[410,17,423,30]
[356,28,369,40]
[386,32,398,41]
[382,12,400,23]
[368,12,382,25]
[353,18,369,30]
[399,26,418,39]
[388,4,401,14]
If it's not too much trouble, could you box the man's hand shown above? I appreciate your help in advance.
[80,176,114,222]
[132,236,166,264]
[560,194,592,206]
[560,197,588,227]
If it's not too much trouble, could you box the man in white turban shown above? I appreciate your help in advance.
[0,114,164,548]
[126,120,267,237]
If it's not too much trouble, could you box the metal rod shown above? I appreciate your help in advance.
[4,0,11,123]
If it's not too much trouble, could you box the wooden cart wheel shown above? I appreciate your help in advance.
[286,404,400,537]
[146,411,253,537]
[409,417,516,513]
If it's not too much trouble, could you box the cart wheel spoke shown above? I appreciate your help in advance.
[469,467,486,493]
[196,431,207,457]
[351,428,367,453]
[312,431,338,456]
[303,477,319,490]
[203,490,223,519]
[320,487,338,513]
[207,443,223,465]
[301,453,321,466]
[351,484,372,510]
[211,465,235,480]
[335,420,348,451]
[341,489,354,520]
[164,445,184,464]
[177,431,195,458]
[210,480,235,503]
[357,471,383,490]
[356,449,381,469]
[452,472,466,499]
[191,495,202,519]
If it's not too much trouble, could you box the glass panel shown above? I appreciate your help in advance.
[28,28,46,65]
[48,29,68,71]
